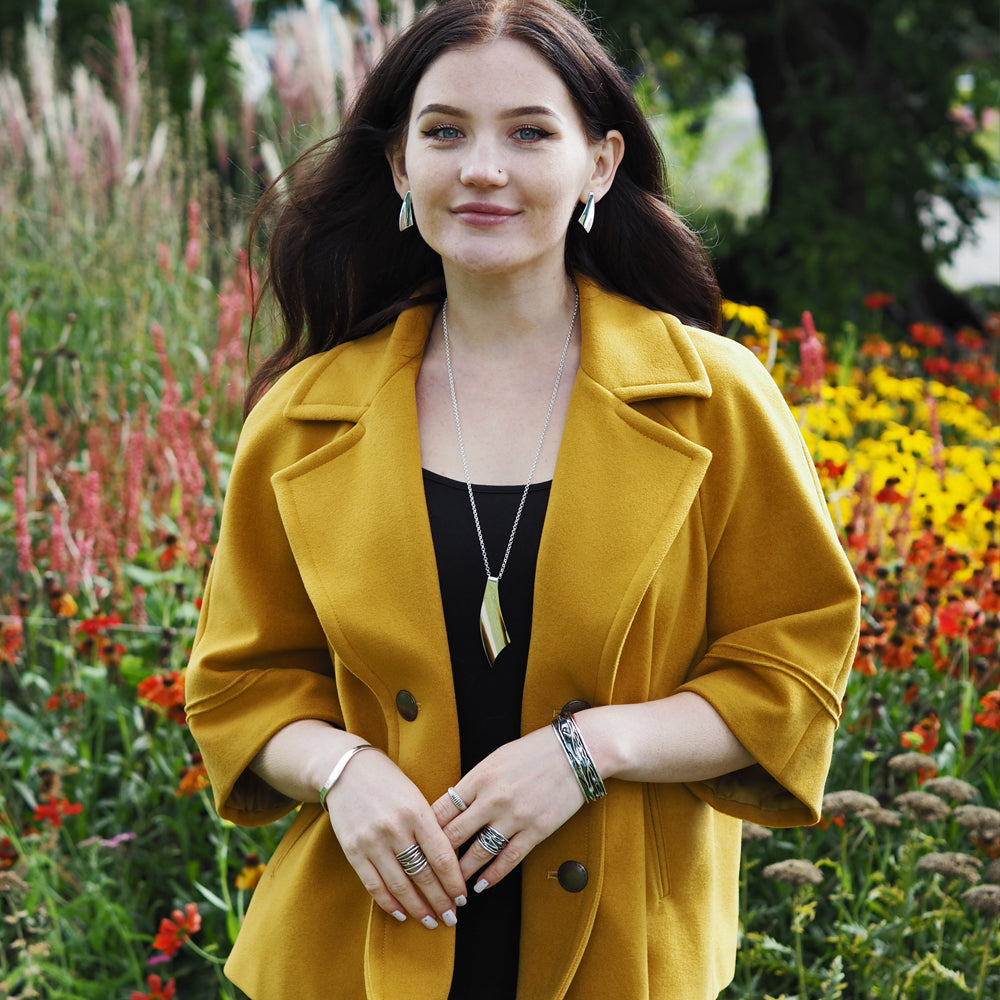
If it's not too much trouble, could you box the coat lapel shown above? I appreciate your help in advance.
[517,280,714,1000]
[270,303,461,781]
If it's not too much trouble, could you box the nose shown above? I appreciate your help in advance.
[459,139,507,187]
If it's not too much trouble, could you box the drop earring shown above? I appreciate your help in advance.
[577,192,596,233]
[398,190,414,232]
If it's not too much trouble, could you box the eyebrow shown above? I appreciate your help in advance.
[415,103,564,120]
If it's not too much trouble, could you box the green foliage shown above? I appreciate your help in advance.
[591,0,1000,328]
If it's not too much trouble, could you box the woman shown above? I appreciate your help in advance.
[185,2,861,998]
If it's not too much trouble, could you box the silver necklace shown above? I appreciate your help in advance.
[441,287,579,666]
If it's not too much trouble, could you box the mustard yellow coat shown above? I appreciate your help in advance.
[186,277,860,1000]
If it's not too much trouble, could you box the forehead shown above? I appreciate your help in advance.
[411,38,578,114]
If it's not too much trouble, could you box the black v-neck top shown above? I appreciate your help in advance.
[422,469,551,1000]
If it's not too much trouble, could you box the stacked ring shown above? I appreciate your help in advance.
[395,844,429,877]
[447,787,468,812]
[476,825,509,856]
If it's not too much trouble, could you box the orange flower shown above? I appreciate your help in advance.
[50,591,78,618]
[1,619,23,665]
[974,690,1000,731]
[152,902,201,958]
[137,671,187,725]
[175,754,210,797]
[131,974,176,1000]
[901,713,940,753]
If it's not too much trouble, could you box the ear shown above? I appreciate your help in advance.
[385,146,409,200]
[583,129,625,204]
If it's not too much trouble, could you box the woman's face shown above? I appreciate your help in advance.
[388,38,623,283]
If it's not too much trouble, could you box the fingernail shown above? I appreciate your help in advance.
[473,878,489,894]
[454,894,467,907]
[421,915,439,929]
[442,909,457,927]
[392,910,406,922]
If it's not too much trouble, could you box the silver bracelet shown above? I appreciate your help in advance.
[551,713,606,803]
[319,744,378,811]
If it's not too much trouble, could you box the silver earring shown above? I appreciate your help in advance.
[398,190,414,231]
[577,192,596,233]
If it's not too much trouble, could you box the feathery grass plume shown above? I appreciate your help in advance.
[763,859,824,886]
[923,776,979,802]
[984,860,1000,883]
[894,791,952,821]
[741,822,773,842]
[822,789,880,819]
[915,851,982,883]
[953,805,1000,836]
[961,884,1000,917]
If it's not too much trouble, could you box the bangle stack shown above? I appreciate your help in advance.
[551,712,606,803]
[319,744,379,811]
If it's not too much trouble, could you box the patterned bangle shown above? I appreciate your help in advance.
[319,744,378,811]
[551,713,606,803]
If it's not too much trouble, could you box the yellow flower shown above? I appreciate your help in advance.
[721,300,770,336]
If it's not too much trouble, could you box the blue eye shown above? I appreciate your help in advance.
[424,125,462,140]
[513,126,552,141]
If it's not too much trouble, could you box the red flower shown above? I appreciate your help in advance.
[0,836,18,869]
[938,598,984,639]
[33,796,84,828]
[131,974,176,1000]
[152,902,201,958]
[1,619,23,665]
[875,478,906,504]
[864,292,895,310]
[910,322,944,348]
[78,614,122,637]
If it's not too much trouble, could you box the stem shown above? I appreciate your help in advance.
[973,917,995,1000]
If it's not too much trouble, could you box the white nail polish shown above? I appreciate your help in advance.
[473,878,489,894]
[392,910,406,922]
[455,894,467,907]
[443,910,457,927]
[421,915,439,929]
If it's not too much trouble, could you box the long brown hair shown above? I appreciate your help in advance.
[246,0,720,414]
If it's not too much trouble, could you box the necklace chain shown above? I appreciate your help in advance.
[441,286,579,583]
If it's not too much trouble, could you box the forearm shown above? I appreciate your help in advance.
[573,692,754,785]
[249,719,367,805]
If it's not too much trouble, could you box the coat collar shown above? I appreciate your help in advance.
[269,277,715,1000]
[282,275,712,422]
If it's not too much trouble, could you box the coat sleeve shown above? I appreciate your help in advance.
[185,383,344,827]
[674,338,860,827]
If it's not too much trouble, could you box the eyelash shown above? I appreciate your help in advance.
[421,124,554,143]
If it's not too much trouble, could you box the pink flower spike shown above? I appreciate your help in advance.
[13,476,34,574]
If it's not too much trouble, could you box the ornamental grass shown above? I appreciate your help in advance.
[2,5,999,1000]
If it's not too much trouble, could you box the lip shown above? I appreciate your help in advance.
[452,202,519,226]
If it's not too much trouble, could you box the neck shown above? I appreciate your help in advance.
[438,268,579,358]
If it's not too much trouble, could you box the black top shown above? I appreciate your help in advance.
[422,469,551,1000]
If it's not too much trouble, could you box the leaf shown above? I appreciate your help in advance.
[193,880,230,912]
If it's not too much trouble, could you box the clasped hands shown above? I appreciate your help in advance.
[325,722,588,929]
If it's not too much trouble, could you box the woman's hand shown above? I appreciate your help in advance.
[325,750,468,928]
[430,724,585,893]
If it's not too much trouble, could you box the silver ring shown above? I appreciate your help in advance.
[476,825,509,856]
[447,787,468,812]
[395,844,429,877]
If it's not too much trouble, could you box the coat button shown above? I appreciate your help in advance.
[395,690,419,721]
[557,861,588,893]
[561,699,591,716]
